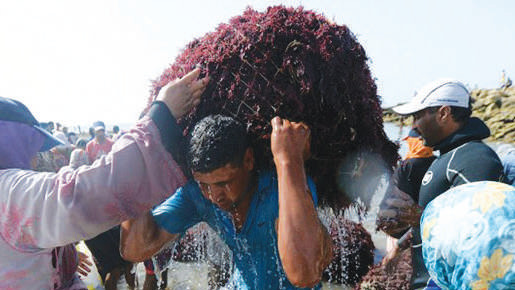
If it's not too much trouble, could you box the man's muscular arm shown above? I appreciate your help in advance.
[272,117,333,288]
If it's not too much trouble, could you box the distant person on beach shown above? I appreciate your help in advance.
[47,121,55,132]
[53,123,71,148]
[0,68,208,289]
[86,121,114,162]
[88,126,95,141]
[112,125,120,138]
[112,125,126,142]
[69,138,89,169]
[121,114,333,289]
[67,131,78,146]
[392,79,505,289]
[500,69,512,89]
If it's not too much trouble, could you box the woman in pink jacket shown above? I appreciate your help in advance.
[0,68,208,289]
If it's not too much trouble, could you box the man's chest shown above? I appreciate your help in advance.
[208,194,279,250]
[419,159,451,207]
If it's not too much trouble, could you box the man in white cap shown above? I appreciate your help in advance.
[392,79,505,289]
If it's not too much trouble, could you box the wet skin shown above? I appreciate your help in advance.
[193,160,252,212]
[192,149,255,229]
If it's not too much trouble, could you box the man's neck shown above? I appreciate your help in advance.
[229,173,258,230]
[434,120,464,149]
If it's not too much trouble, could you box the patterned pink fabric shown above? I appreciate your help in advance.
[0,117,187,289]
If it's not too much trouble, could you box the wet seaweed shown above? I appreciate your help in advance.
[147,6,399,209]
[323,218,375,286]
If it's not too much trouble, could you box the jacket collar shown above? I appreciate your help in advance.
[433,117,490,154]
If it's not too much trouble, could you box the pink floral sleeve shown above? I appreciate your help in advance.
[0,117,187,252]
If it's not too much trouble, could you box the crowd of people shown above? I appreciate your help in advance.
[0,69,514,290]
[38,121,133,289]
[31,119,124,174]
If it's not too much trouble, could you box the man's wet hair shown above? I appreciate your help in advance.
[188,115,250,173]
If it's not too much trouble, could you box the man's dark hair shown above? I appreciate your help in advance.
[188,115,250,173]
[427,105,472,124]
[450,106,472,124]
[76,138,87,148]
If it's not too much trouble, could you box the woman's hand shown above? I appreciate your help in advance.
[157,68,209,119]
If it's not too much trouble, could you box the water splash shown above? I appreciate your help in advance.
[336,150,392,213]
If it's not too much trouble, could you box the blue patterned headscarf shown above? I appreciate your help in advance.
[421,181,515,289]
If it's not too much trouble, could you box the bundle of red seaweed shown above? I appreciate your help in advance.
[323,218,375,286]
[148,6,399,209]
[357,249,412,290]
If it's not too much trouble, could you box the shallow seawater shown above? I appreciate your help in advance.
[113,263,355,289]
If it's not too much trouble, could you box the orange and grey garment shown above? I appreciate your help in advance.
[403,132,433,160]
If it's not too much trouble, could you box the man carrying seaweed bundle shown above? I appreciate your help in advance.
[121,114,333,289]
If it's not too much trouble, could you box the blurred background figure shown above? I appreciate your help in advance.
[88,126,96,141]
[69,138,89,169]
[86,121,114,162]
[112,125,123,141]
[53,122,70,146]
[67,131,78,146]
[500,69,512,90]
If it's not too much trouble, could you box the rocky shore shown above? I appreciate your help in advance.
[383,87,515,143]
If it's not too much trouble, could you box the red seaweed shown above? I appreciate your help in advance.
[323,218,375,286]
[356,249,412,290]
[147,6,399,209]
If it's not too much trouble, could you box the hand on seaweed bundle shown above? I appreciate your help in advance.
[270,117,311,164]
[156,67,209,119]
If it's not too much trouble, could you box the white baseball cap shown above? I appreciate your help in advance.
[393,79,470,115]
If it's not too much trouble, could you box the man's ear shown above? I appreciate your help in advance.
[437,106,452,123]
[243,148,254,171]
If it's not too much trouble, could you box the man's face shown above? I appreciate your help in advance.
[95,129,105,140]
[193,163,252,211]
[412,107,444,147]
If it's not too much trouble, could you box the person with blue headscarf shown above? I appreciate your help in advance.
[421,181,515,289]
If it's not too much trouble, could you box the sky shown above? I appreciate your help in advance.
[1,0,514,129]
